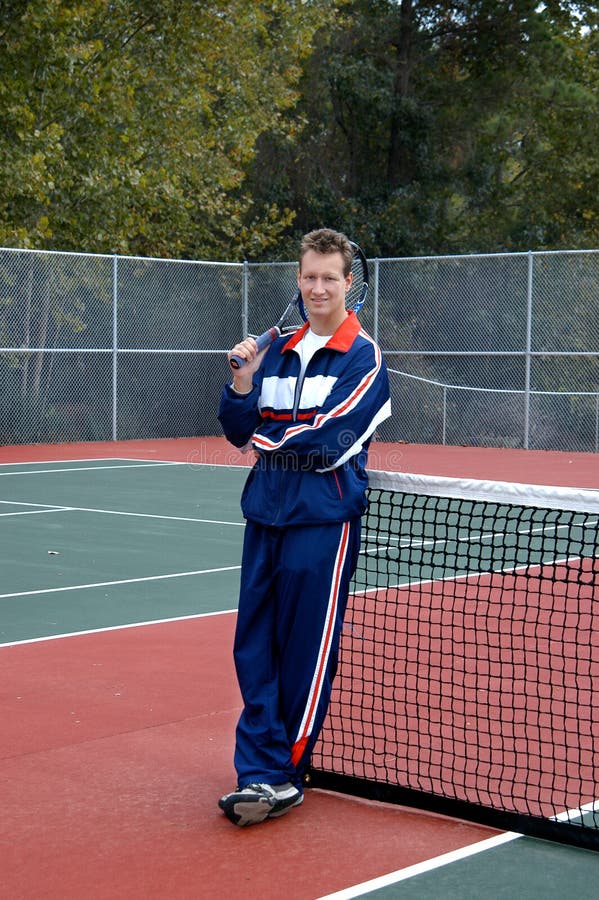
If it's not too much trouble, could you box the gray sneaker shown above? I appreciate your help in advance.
[218,782,303,827]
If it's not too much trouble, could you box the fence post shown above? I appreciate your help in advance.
[442,385,447,445]
[112,255,118,441]
[373,258,379,345]
[242,260,249,339]
[523,251,534,449]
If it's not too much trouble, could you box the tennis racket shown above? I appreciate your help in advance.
[229,241,369,370]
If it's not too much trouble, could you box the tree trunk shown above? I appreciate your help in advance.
[387,0,414,188]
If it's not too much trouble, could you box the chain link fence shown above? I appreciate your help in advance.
[1,247,597,452]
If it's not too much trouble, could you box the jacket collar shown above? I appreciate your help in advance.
[282,311,361,355]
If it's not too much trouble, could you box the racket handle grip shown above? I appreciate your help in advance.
[229,326,281,370]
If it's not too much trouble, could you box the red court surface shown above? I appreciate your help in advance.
[2,437,598,898]
[2,615,496,899]
[2,435,598,488]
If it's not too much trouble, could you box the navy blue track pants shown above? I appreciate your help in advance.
[232,516,361,791]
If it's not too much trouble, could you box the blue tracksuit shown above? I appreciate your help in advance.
[218,312,391,791]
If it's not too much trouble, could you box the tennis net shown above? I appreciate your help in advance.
[308,470,599,850]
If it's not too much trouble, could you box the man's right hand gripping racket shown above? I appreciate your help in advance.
[229,241,369,370]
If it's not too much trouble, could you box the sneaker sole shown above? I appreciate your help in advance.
[268,793,304,818]
[218,792,274,827]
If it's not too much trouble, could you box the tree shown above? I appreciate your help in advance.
[431,0,599,251]
[247,0,598,258]
[0,1,336,442]
[0,0,332,258]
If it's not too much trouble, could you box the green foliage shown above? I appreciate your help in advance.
[248,0,598,258]
[0,0,331,258]
[0,1,596,260]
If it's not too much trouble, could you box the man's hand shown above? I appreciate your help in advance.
[227,337,268,393]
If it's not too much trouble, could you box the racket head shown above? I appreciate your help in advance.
[346,241,369,314]
[298,240,369,321]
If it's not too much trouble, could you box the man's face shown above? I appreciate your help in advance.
[298,249,353,335]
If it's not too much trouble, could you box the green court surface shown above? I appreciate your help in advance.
[356,836,599,899]
[0,459,247,642]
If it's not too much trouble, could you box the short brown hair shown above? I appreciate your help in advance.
[299,228,353,277]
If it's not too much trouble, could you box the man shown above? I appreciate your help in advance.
[217,228,391,826]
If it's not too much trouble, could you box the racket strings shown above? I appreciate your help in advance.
[346,246,369,314]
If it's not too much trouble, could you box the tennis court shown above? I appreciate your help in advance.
[1,437,598,898]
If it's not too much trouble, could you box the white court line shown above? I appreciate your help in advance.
[0,460,244,644]
[553,798,599,823]
[108,457,250,470]
[0,508,72,518]
[352,552,585,600]
[0,607,237,648]
[0,456,248,472]
[316,831,521,899]
[362,516,590,554]
[0,461,180,477]
[0,456,129,468]
[0,499,244,527]
[316,797,599,899]
[0,565,241,601]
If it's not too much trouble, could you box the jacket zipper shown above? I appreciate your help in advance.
[292,347,325,421]
[292,364,304,420]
